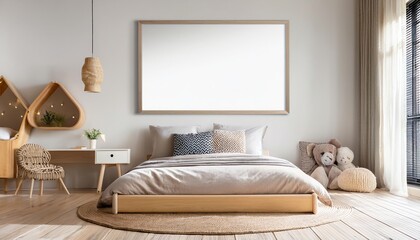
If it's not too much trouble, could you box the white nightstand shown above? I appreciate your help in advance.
[95,149,130,193]
[48,148,131,193]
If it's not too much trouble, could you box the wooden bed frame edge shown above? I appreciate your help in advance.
[112,193,318,214]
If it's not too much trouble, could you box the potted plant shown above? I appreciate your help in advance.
[84,128,105,149]
[53,114,65,127]
[40,110,66,127]
[40,110,56,126]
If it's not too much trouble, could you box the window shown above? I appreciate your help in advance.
[407,0,420,185]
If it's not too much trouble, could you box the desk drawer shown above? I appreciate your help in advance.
[95,150,130,164]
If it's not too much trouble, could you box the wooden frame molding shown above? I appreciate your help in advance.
[112,193,318,214]
[138,20,290,115]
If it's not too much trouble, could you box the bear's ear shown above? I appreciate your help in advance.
[307,143,316,157]
[332,147,337,157]
[329,139,342,148]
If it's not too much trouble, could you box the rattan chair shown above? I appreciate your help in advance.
[14,143,70,198]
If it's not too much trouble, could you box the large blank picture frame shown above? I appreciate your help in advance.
[138,20,289,114]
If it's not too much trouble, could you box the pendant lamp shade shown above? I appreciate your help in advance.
[82,57,103,93]
[82,0,103,93]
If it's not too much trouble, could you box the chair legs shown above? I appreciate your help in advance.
[29,178,34,198]
[39,180,44,196]
[15,178,70,198]
[14,177,24,195]
[58,178,70,195]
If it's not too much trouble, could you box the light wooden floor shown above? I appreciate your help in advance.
[0,189,419,240]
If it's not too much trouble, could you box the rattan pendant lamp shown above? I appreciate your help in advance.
[81,0,103,93]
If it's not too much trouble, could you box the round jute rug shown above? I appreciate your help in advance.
[77,201,352,235]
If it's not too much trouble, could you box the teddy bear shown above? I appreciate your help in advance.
[307,139,342,189]
[336,147,356,171]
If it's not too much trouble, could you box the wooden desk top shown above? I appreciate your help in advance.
[48,149,130,164]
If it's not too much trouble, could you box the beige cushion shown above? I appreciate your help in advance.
[213,123,267,155]
[213,130,246,153]
[149,125,198,159]
[338,168,377,193]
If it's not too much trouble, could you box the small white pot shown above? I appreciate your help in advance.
[89,139,97,149]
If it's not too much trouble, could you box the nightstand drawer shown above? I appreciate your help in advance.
[95,150,130,164]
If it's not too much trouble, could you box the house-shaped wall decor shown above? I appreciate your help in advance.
[0,75,32,179]
[28,82,85,130]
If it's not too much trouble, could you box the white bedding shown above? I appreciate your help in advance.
[98,153,332,207]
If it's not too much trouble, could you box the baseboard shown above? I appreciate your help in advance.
[408,185,420,198]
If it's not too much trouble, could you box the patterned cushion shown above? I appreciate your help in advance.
[173,131,213,156]
[213,123,267,155]
[149,125,198,159]
[213,130,246,153]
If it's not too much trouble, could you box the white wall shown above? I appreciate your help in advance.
[0,0,359,189]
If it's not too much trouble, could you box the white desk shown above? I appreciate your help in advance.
[48,149,130,192]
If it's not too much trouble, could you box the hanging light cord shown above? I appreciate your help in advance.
[91,0,94,57]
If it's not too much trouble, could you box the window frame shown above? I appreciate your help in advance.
[407,0,420,185]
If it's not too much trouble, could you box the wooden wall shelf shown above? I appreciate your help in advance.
[28,82,85,130]
[0,75,32,179]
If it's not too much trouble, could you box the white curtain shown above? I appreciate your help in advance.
[360,0,408,196]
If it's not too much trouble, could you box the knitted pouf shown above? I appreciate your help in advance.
[337,168,377,193]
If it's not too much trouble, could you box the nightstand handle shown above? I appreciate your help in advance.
[110,154,114,157]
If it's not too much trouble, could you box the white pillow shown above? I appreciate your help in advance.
[149,125,198,159]
[213,123,267,155]
[0,127,18,140]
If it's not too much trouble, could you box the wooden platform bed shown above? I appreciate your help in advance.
[111,193,318,214]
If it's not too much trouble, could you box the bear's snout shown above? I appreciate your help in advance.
[321,152,334,166]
